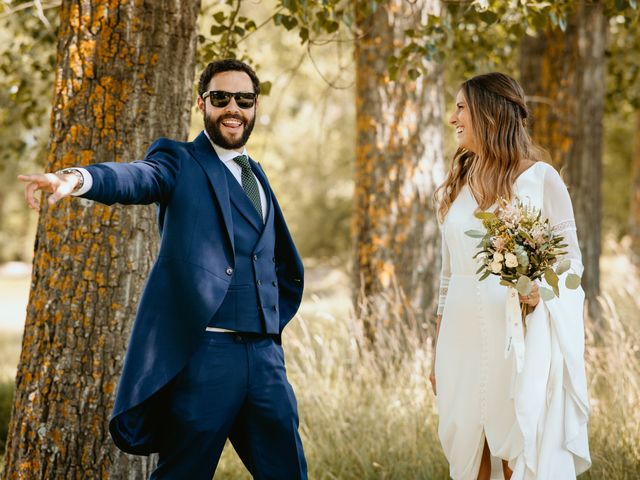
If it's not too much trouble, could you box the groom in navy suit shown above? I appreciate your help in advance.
[19,59,307,479]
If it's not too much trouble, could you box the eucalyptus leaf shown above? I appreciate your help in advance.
[516,276,532,296]
[465,229,485,238]
[565,273,582,289]
[544,268,559,290]
[474,211,497,221]
[540,287,555,301]
[500,280,512,288]
[479,270,490,281]
[556,259,571,275]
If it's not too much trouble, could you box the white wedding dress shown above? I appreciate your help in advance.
[435,161,591,480]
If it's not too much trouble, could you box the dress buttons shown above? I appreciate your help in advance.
[225,267,233,276]
[272,281,277,287]
[272,257,276,263]
[273,306,278,312]
[253,254,258,261]
[257,280,262,286]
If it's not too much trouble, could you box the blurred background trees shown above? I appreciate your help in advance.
[0,0,639,476]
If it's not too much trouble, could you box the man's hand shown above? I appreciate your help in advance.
[18,172,80,211]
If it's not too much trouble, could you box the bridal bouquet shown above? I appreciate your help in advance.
[465,198,581,303]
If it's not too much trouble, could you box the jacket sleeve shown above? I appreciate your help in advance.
[80,138,182,206]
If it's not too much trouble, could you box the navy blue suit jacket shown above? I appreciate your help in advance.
[81,132,304,455]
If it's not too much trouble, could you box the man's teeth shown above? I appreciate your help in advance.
[223,120,242,127]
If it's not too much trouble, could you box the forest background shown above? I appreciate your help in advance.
[0,0,639,478]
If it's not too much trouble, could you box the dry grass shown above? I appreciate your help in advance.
[1,257,639,478]
[216,257,640,479]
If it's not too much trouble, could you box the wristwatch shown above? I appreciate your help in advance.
[56,168,84,192]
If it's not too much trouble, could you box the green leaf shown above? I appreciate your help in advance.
[556,259,571,275]
[259,81,272,96]
[479,271,491,281]
[479,11,499,24]
[210,25,227,35]
[325,20,339,34]
[474,211,497,221]
[616,0,627,11]
[500,280,513,288]
[234,26,245,36]
[299,27,309,43]
[565,273,582,289]
[213,12,226,23]
[544,268,559,290]
[282,15,298,30]
[540,287,555,301]
[465,229,485,238]
[408,68,421,80]
[516,276,532,296]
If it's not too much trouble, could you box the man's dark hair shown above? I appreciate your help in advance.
[198,59,261,97]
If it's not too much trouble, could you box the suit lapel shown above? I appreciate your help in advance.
[191,132,235,257]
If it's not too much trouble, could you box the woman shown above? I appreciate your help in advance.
[430,73,591,480]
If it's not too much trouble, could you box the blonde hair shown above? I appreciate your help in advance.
[435,72,547,222]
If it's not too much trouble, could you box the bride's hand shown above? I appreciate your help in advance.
[519,282,540,307]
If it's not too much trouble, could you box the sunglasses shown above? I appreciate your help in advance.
[202,90,257,109]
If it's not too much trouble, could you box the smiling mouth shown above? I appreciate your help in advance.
[455,127,464,134]
[220,117,244,130]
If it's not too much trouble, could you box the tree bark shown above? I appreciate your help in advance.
[520,0,607,315]
[631,110,640,265]
[3,1,200,478]
[352,0,444,341]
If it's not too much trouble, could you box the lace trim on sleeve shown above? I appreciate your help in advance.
[552,219,577,234]
[437,277,450,316]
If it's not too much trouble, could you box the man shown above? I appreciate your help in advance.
[19,59,307,479]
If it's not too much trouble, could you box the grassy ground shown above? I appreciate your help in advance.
[1,257,639,478]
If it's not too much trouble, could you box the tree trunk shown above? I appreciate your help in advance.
[352,0,444,341]
[631,110,640,265]
[3,1,200,478]
[520,0,607,316]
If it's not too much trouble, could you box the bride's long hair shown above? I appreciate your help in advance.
[435,72,547,222]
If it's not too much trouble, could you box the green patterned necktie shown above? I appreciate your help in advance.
[233,155,263,220]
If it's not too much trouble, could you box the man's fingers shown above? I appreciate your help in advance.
[25,182,41,211]
[48,182,74,206]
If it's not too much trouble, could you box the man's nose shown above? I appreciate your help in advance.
[224,97,242,113]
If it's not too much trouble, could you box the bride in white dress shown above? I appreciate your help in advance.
[430,73,591,480]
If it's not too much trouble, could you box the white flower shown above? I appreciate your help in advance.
[493,252,504,263]
[490,261,503,273]
[505,252,518,268]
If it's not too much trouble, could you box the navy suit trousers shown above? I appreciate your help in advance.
[150,332,307,479]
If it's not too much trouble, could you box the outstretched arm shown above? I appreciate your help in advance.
[18,138,183,210]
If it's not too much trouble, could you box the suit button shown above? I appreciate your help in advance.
[273,306,278,312]
[272,281,277,287]
[253,254,258,261]
[257,280,262,286]
[225,267,233,276]
[272,257,276,263]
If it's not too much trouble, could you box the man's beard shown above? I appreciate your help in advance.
[204,111,256,150]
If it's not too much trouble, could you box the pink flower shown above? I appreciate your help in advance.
[493,236,507,252]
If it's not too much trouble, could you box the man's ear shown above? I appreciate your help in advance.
[197,96,205,114]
